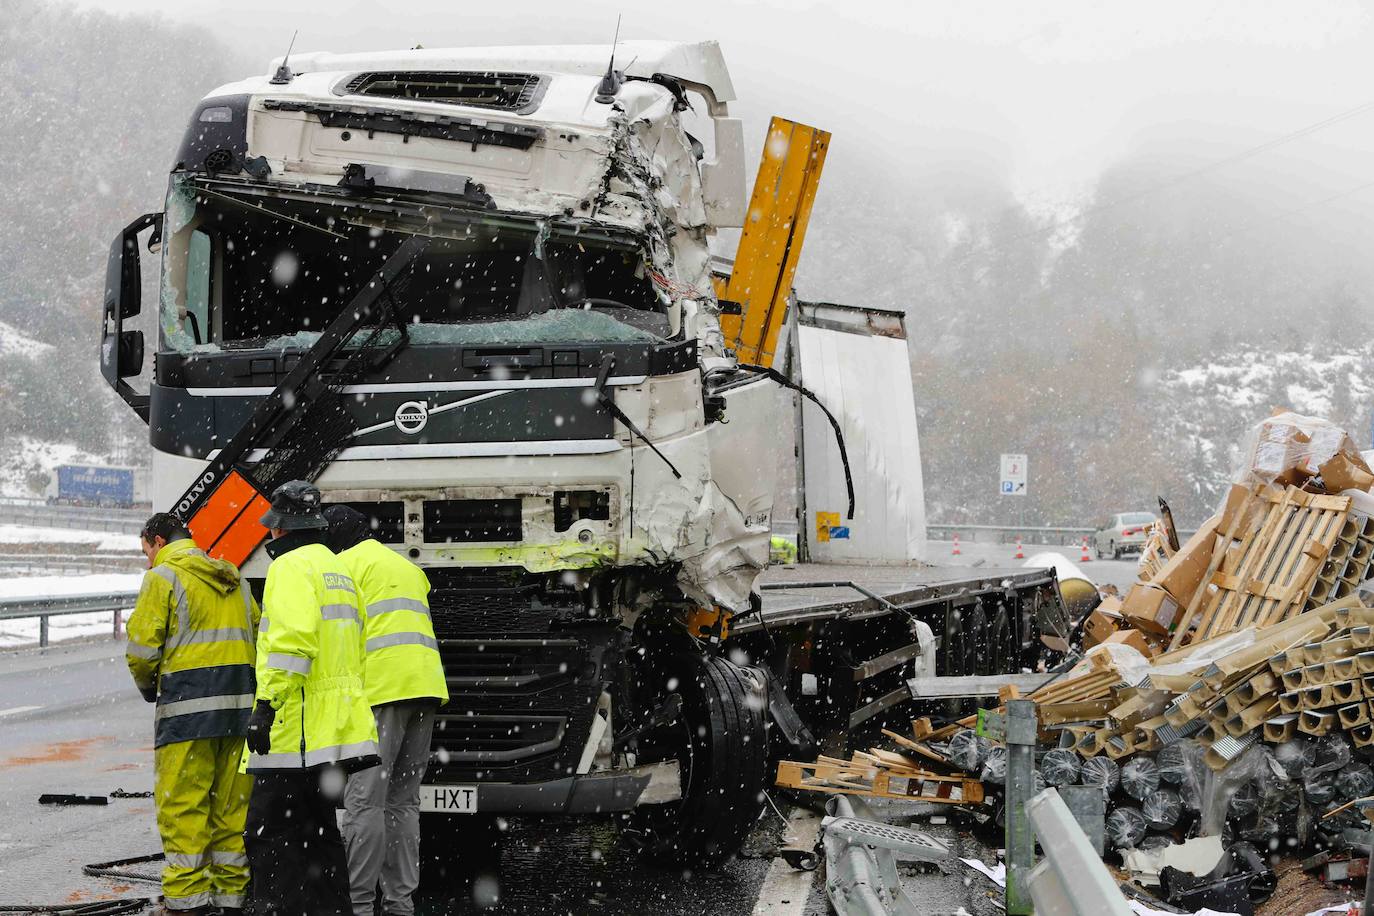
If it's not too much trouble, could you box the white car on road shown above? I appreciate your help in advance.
[1093,512,1157,559]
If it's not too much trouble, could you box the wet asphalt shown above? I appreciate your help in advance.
[0,537,1089,914]
[0,639,1012,915]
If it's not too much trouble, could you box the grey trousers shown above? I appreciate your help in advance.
[341,700,436,916]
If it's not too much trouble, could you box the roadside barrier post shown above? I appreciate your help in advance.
[1004,699,1037,914]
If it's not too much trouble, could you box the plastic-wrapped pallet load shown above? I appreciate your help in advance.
[1271,739,1316,779]
[1156,745,1187,785]
[1121,757,1161,801]
[946,729,989,773]
[1336,762,1374,799]
[1080,755,1121,795]
[980,745,1007,786]
[1040,748,1081,786]
[1228,781,1260,818]
[1106,806,1148,849]
[1230,411,1371,489]
[1142,789,1182,830]
[1303,770,1337,806]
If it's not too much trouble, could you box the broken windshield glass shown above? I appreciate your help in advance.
[158,176,669,352]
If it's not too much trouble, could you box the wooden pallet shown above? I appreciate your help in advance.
[775,759,985,805]
[1139,523,1174,582]
[924,660,1122,742]
[1192,488,1349,641]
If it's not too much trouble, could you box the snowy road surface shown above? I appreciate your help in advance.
[924,537,1143,592]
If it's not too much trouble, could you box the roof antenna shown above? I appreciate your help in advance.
[594,15,622,104]
[270,30,299,85]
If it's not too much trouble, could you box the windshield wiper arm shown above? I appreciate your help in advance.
[593,355,681,479]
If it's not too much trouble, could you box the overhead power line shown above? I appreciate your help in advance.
[948,98,1374,267]
[1212,177,1374,249]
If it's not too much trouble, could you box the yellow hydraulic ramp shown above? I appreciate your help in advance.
[715,116,830,367]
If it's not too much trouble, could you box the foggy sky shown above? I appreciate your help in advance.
[72,0,1374,220]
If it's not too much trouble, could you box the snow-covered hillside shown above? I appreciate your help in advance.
[1148,343,1374,516]
[0,438,113,498]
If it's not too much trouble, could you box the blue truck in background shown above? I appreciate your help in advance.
[46,464,138,507]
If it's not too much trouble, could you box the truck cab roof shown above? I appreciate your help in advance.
[263,40,736,104]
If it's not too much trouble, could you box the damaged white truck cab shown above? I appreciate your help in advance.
[102,42,795,862]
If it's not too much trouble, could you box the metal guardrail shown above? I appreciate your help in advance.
[0,502,145,534]
[928,523,1197,548]
[0,554,144,576]
[928,524,1094,546]
[1024,788,1132,915]
[0,591,139,648]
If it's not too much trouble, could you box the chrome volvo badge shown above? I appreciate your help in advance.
[395,400,429,435]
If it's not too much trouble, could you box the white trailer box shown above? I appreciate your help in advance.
[792,302,927,564]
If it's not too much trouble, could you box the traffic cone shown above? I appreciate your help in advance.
[1080,536,1093,563]
[1014,536,1024,560]
[952,534,962,556]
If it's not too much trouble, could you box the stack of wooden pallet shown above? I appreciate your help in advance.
[775,745,986,805]
[1171,485,1353,647]
[922,652,1126,744]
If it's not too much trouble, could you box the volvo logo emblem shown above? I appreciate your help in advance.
[395,401,429,435]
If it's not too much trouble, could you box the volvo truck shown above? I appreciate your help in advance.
[100,40,1069,866]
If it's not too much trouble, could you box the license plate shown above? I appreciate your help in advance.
[419,784,478,814]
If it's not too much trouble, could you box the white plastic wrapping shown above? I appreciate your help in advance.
[1229,411,1370,489]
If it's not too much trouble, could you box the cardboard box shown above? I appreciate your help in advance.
[1103,628,1156,657]
[1148,515,1220,607]
[1083,598,1124,648]
[1121,583,1180,636]
[1220,482,1274,538]
[1320,452,1374,493]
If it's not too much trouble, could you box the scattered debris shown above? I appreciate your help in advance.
[38,794,108,806]
[777,411,1374,913]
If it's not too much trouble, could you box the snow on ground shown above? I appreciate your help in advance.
[0,320,53,359]
[0,525,141,552]
[0,572,141,599]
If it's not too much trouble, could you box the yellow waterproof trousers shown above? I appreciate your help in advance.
[154,736,252,909]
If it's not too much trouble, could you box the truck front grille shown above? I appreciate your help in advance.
[424,586,617,783]
[423,498,522,543]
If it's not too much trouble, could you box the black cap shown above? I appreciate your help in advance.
[324,504,373,553]
[260,480,327,530]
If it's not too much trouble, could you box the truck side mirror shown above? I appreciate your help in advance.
[101,212,162,422]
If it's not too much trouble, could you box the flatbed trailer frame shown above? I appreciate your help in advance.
[729,561,1067,746]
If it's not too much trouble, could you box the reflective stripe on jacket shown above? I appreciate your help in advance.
[249,540,378,772]
[126,539,260,747]
[339,539,448,707]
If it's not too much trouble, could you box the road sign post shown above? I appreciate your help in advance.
[1000,453,1028,531]
[999,454,1028,497]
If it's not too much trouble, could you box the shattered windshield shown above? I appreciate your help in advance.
[159,176,669,352]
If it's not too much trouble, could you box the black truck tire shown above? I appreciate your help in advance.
[627,652,770,867]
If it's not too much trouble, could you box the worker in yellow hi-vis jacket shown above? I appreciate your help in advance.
[126,512,260,914]
[243,481,379,916]
[325,505,448,916]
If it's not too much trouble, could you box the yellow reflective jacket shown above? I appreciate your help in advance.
[249,538,379,773]
[126,538,260,748]
[769,535,798,564]
[339,539,448,707]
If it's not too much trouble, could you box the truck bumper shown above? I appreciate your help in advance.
[422,762,680,816]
